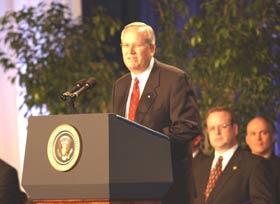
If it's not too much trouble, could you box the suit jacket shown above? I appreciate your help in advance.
[193,150,209,168]
[111,59,201,204]
[268,154,280,204]
[0,159,27,204]
[193,149,275,204]
[193,150,209,201]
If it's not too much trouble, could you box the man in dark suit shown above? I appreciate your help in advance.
[0,159,27,203]
[246,116,280,204]
[193,107,275,204]
[111,22,201,204]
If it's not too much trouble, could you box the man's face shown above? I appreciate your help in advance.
[121,27,155,74]
[206,111,238,152]
[246,118,273,157]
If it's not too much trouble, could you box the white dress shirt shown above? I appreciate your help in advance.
[125,57,155,118]
[212,144,238,171]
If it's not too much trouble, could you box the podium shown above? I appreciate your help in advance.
[22,113,173,203]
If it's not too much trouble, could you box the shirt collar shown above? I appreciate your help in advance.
[192,149,199,158]
[131,57,154,82]
[212,144,238,170]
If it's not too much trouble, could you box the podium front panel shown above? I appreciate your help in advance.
[23,114,110,199]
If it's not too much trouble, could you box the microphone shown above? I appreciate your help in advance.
[60,78,87,101]
[70,77,97,98]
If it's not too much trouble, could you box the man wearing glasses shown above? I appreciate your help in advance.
[111,22,201,204]
[193,107,275,204]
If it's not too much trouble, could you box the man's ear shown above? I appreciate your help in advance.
[233,123,239,138]
[150,43,156,55]
[245,133,249,145]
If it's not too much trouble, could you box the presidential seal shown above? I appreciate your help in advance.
[47,124,81,171]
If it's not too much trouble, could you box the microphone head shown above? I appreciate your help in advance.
[75,78,87,85]
[85,77,97,88]
[60,77,97,101]
[65,78,87,93]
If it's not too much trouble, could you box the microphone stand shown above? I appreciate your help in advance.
[61,94,78,114]
[66,96,78,114]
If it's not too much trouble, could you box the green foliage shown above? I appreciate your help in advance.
[0,2,120,115]
[153,0,280,143]
[151,0,189,66]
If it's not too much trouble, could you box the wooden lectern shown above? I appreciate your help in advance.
[22,114,173,204]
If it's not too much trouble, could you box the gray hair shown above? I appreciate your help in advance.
[121,22,156,44]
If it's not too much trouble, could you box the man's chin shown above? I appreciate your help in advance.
[253,149,266,155]
[128,67,142,73]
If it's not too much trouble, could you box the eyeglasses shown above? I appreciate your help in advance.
[120,43,149,50]
[207,123,232,133]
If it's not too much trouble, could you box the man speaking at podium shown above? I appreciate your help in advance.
[111,22,201,204]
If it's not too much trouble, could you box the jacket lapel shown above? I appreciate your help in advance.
[119,76,131,116]
[135,61,160,123]
[206,149,241,203]
[199,157,213,200]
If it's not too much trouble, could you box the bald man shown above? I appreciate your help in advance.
[246,116,280,204]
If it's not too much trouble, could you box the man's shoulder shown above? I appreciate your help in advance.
[0,159,15,172]
[0,159,18,180]
[114,72,131,85]
[194,150,210,162]
[236,149,262,160]
[154,59,192,85]
[155,59,187,76]
[0,159,27,204]
[235,149,269,168]
[193,151,212,169]
[270,154,280,162]
[269,154,280,167]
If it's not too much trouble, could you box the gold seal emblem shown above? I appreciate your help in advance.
[47,124,81,171]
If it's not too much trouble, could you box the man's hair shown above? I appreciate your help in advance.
[121,22,156,44]
[205,106,236,128]
[247,116,275,134]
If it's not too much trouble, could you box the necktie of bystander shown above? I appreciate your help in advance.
[204,156,223,201]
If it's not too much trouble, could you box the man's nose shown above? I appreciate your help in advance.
[215,127,221,134]
[257,133,262,140]
[128,45,136,53]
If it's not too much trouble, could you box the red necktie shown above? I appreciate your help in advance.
[128,78,140,121]
[204,156,223,201]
